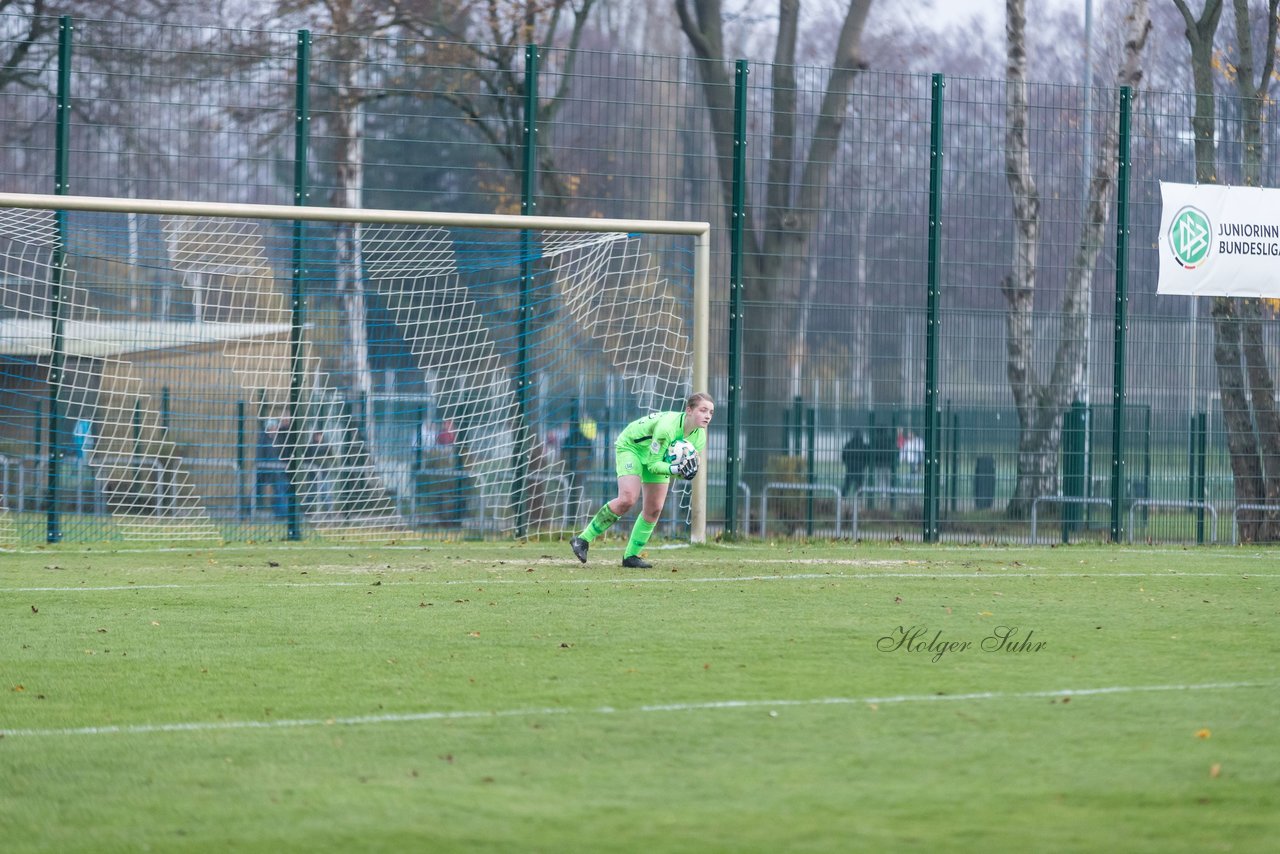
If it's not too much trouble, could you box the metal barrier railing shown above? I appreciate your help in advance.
[0,455,42,514]
[1129,500,1217,544]
[760,482,843,538]
[1230,503,1280,545]
[1029,496,1112,544]
[850,487,922,540]
[578,474,747,537]
[702,478,751,535]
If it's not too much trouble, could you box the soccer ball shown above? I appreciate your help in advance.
[664,439,697,466]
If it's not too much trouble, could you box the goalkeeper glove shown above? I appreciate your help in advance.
[674,453,699,480]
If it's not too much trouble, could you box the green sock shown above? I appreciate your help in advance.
[580,504,620,542]
[624,516,656,558]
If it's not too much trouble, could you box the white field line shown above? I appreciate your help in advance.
[3,680,1270,739]
[6,570,1279,594]
[6,543,1280,561]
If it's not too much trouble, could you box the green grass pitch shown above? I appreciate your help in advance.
[2,539,1278,852]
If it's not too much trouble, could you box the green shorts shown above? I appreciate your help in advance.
[615,445,669,484]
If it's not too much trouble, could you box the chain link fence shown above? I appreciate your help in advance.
[1,13,1276,544]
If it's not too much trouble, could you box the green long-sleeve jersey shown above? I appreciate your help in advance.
[615,410,706,476]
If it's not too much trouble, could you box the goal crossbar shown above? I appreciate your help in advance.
[0,192,710,236]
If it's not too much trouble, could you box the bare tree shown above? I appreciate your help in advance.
[1001,0,1150,517]
[250,1,404,415]
[233,0,604,475]
[396,0,599,216]
[0,1,218,95]
[1173,0,1280,541]
[0,1,56,94]
[675,0,875,485]
[1231,0,1280,539]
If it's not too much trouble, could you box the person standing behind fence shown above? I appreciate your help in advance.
[900,430,923,474]
[561,403,594,476]
[436,419,456,448]
[256,416,290,518]
[569,392,713,569]
[301,430,334,519]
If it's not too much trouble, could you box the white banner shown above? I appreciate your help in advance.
[1157,182,1280,297]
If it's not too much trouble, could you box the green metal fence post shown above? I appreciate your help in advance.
[1196,411,1207,543]
[923,73,944,543]
[133,399,143,453]
[1109,86,1132,542]
[1062,400,1087,542]
[1187,414,1196,506]
[287,29,312,542]
[805,407,815,537]
[1141,404,1151,530]
[237,400,247,517]
[46,16,74,543]
[513,43,539,539]
[792,396,803,457]
[724,59,748,538]
[949,408,959,514]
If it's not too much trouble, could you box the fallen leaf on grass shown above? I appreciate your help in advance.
[1196,728,1211,739]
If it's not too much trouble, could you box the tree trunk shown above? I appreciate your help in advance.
[1240,300,1280,537]
[1002,0,1043,516]
[331,63,374,420]
[1175,0,1280,540]
[1231,0,1280,539]
[676,0,874,490]
[1211,297,1264,539]
[1002,0,1149,519]
[851,198,872,404]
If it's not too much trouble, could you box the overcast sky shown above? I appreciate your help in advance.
[858,0,1114,78]
[913,0,1104,33]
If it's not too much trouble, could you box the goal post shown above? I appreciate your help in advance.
[0,191,710,544]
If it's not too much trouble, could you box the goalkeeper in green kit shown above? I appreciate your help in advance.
[571,392,714,568]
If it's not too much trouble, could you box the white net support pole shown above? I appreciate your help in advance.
[691,231,710,544]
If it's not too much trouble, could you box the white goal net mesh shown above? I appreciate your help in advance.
[0,199,699,543]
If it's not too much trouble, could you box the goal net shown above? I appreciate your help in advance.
[0,193,708,544]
